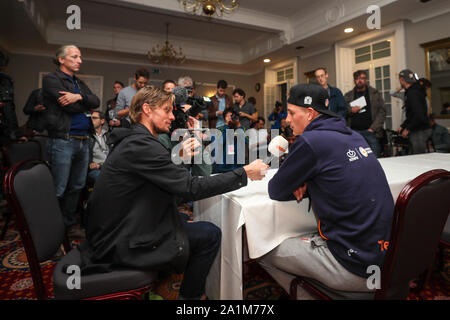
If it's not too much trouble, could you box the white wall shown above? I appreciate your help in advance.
[298,49,337,86]
[404,12,450,79]
[404,12,450,114]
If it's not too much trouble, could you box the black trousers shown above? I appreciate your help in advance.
[179,220,221,299]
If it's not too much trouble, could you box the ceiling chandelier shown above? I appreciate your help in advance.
[147,23,186,65]
[179,0,239,17]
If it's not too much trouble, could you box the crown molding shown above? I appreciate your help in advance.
[288,0,398,45]
[19,0,48,39]
[46,21,244,65]
[405,2,450,24]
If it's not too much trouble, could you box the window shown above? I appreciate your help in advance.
[374,65,392,129]
[276,67,294,82]
[355,40,391,64]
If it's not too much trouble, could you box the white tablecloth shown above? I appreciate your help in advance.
[193,153,450,300]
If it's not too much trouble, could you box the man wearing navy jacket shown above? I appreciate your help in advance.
[259,84,394,299]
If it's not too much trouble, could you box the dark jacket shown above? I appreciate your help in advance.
[0,73,21,144]
[344,86,386,138]
[269,116,394,278]
[400,83,430,132]
[328,85,347,118]
[23,88,46,132]
[42,69,100,139]
[207,94,233,128]
[268,110,287,129]
[80,124,248,274]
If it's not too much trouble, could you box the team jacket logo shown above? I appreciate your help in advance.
[347,149,359,162]
[359,147,368,157]
[304,96,312,105]
[359,146,373,157]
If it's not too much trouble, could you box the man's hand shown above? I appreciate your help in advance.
[181,137,201,159]
[243,159,269,181]
[368,128,374,133]
[182,104,192,112]
[58,91,82,107]
[239,112,249,118]
[89,162,100,170]
[217,110,224,116]
[187,116,201,134]
[401,128,409,138]
[34,104,46,112]
[109,120,121,127]
[397,126,403,134]
[293,184,307,203]
[351,106,361,114]
[18,136,28,143]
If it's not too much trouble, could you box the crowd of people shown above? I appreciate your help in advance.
[0,44,449,300]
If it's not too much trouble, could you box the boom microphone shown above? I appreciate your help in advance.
[172,86,188,106]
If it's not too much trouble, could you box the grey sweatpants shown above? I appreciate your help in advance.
[258,233,375,300]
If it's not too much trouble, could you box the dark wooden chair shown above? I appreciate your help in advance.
[438,217,450,271]
[1,140,42,167]
[289,169,450,300]
[3,160,157,300]
[1,140,42,240]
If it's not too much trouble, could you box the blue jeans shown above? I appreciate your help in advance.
[355,130,380,158]
[47,138,89,227]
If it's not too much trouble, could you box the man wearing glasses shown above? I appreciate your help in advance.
[344,70,386,158]
[314,67,347,118]
[88,111,109,185]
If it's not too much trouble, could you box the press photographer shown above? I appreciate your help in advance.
[156,76,212,177]
[170,85,210,132]
[170,76,210,132]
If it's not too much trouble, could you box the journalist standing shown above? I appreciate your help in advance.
[42,45,100,240]
[397,69,431,154]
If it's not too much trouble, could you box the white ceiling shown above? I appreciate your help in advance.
[238,0,311,18]
[1,0,450,75]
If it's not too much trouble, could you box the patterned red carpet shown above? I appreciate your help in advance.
[0,218,448,300]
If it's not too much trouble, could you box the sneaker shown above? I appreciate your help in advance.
[148,293,164,300]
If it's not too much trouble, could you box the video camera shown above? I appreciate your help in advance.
[171,86,210,131]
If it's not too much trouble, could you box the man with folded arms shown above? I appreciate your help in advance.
[42,45,100,241]
[80,85,268,300]
[259,84,394,299]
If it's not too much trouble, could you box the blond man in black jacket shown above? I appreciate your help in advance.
[81,85,268,299]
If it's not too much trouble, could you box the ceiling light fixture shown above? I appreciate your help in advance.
[263,58,271,63]
[344,27,354,33]
[179,0,239,17]
[147,23,186,65]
